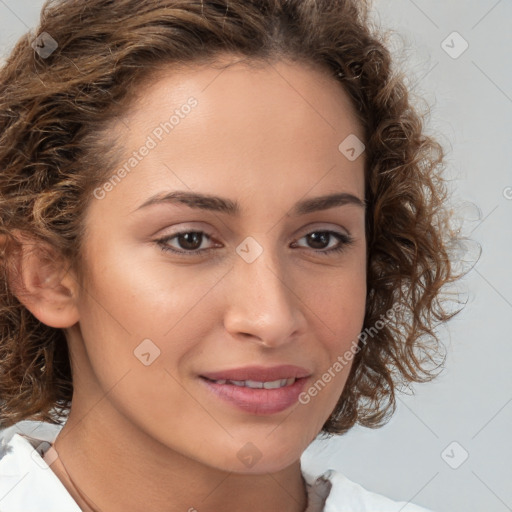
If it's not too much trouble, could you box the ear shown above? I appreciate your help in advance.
[5,231,80,328]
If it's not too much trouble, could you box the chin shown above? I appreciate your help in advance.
[202,435,308,474]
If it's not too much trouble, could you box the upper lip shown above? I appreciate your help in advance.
[200,365,311,382]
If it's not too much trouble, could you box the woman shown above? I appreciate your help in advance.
[0,0,462,510]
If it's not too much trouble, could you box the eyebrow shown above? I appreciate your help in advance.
[132,190,366,216]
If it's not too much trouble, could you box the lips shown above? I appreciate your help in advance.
[198,365,312,414]
[200,364,311,382]
[199,376,309,415]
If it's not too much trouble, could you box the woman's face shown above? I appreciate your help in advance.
[70,56,367,473]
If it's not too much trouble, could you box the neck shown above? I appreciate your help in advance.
[48,399,309,512]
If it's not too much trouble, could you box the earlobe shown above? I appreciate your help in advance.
[6,232,80,329]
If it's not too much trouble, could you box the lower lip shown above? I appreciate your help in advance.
[199,376,309,415]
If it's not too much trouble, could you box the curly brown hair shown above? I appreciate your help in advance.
[0,0,464,434]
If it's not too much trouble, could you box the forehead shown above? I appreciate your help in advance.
[95,56,365,216]
[126,55,363,138]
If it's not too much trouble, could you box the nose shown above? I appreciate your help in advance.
[223,246,306,348]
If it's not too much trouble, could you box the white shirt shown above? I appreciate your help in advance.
[0,421,434,512]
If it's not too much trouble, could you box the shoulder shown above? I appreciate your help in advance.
[303,467,436,512]
[0,421,81,512]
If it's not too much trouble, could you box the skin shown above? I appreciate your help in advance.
[15,55,367,512]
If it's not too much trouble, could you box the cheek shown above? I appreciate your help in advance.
[303,267,366,413]
[80,237,214,335]
[74,245,228,411]
[315,264,367,341]
[74,261,212,437]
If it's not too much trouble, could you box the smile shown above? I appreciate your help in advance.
[199,375,309,415]
[204,377,296,389]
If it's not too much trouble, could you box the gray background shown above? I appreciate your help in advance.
[0,1,511,511]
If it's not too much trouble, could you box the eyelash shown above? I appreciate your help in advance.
[156,229,354,257]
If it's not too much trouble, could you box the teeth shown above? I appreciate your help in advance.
[211,378,296,388]
[263,379,287,389]
[245,380,264,389]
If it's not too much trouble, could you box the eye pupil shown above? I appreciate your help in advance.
[307,232,329,249]
[179,232,203,250]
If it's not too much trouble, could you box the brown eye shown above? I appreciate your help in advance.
[292,231,354,255]
[174,232,205,251]
[156,229,354,258]
[156,231,216,255]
